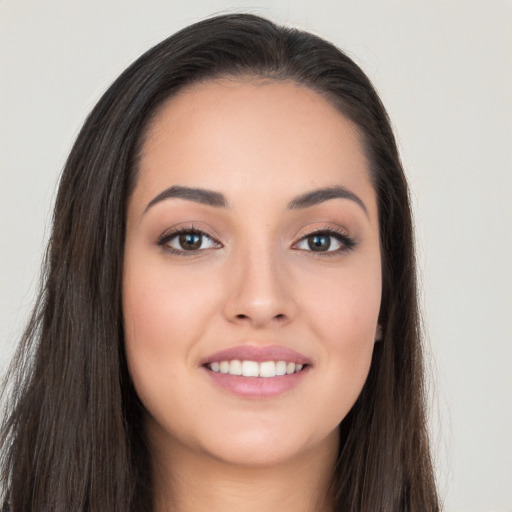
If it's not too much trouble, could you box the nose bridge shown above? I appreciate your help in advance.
[224,232,295,327]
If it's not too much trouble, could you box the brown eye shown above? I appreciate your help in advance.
[296,233,342,252]
[307,235,331,251]
[294,229,355,254]
[178,233,203,250]
[159,230,219,253]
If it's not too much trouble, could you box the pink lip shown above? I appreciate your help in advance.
[203,368,310,398]
[199,345,312,366]
[199,345,312,399]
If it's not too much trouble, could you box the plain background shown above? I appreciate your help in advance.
[0,1,511,510]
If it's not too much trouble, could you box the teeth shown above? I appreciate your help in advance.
[275,361,287,375]
[259,361,276,377]
[207,360,305,377]
[241,360,259,377]
[229,360,242,375]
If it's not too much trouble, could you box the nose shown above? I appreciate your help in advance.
[223,244,297,329]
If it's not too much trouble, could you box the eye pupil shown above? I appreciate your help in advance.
[179,233,202,250]
[308,235,330,251]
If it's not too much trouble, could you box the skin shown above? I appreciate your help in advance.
[123,79,382,512]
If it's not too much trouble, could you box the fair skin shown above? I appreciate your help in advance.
[123,79,382,512]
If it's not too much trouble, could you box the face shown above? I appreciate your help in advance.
[123,79,382,468]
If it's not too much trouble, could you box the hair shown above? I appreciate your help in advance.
[0,13,439,512]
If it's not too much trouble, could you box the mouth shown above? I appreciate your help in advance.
[200,345,311,398]
[205,359,306,377]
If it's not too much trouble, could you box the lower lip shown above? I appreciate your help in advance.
[202,366,309,398]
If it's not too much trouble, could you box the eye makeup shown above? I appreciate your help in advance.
[292,225,356,255]
[156,223,356,257]
[157,226,222,256]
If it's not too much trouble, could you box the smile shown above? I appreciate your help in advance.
[207,360,305,377]
[201,345,311,398]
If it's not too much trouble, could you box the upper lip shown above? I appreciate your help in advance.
[199,345,312,366]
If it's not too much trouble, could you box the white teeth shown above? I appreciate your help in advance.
[275,361,287,376]
[207,360,305,377]
[241,360,259,377]
[229,360,242,375]
[259,361,276,377]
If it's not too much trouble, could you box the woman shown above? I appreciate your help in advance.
[0,13,440,512]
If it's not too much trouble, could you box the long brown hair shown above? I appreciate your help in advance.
[0,13,439,512]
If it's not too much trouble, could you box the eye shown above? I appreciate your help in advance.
[294,229,355,254]
[158,228,220,254]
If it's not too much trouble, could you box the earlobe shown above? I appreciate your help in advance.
[375,324,383,342]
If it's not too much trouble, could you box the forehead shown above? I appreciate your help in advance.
[134,78,376,218]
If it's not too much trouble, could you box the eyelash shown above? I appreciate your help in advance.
[157,227,221,256]
[157,226,356,256]
[294,227,356,256]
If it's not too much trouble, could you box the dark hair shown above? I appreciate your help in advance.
[0,13,439,512]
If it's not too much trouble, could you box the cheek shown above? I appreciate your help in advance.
[123,255,218,345]
[122,254,221,403]
[303,257,381,341]
[297,258,381,406]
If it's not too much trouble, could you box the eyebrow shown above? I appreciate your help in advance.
[287,186,368,216]
[144,185,228,212]
[144,185,368,216]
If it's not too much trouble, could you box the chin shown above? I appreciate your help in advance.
[194,422,340,468]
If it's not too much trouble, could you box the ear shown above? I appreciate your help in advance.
[375,324,383,342]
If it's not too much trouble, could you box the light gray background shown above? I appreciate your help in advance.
[1,1,511,510]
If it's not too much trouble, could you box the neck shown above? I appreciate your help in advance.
[150,429,339,512]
